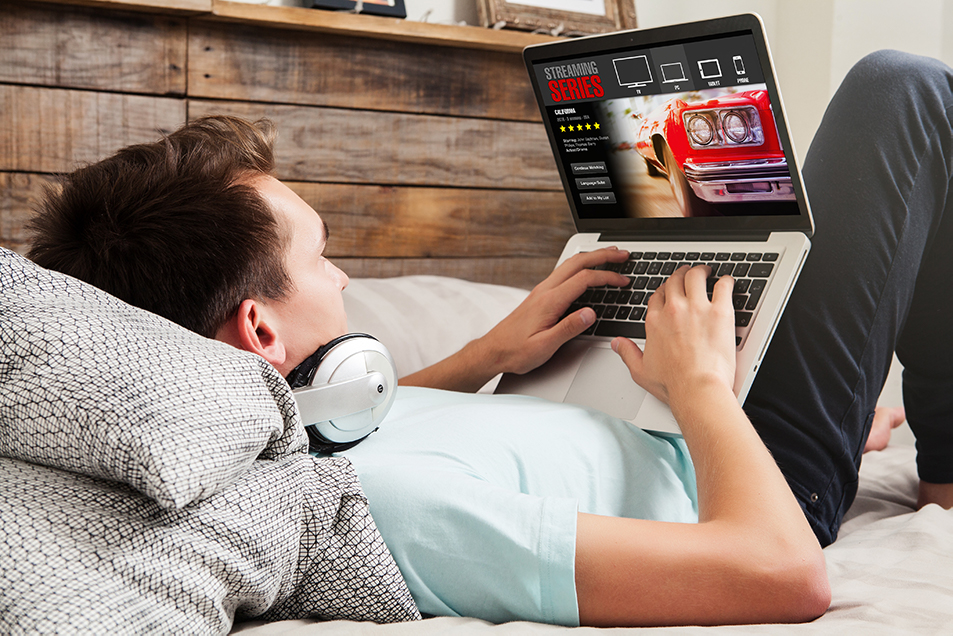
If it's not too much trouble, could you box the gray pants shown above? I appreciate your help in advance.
[746,50,953,545]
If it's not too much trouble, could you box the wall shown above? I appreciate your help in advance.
[397,0,953,158]
[0,0,572,289]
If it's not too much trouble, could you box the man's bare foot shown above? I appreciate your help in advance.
[918,481,953,509]
[864,406,906,453]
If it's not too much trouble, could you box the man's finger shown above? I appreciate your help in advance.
[539,247,629,291]
[611,336,644,380]
[533,307,597,359]
[711,274,735,306]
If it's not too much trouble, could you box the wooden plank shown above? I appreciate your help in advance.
[27,0,211,15]
[0,1,188,95]
[287,182,573,259]
[0,172,57,256]
[0,85,186,173]
[209,0,559,53]
[0,174,562,288]
[189,20,540,122]
[334,257,556,289]
[188,100,561,190]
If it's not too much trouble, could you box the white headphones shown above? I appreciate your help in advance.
[285,333,398,454]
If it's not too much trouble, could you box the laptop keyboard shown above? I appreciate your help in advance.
[567,251,779,346]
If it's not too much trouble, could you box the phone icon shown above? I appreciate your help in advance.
[733,55,746,75]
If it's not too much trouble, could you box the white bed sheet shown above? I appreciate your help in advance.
[233,276,953,635]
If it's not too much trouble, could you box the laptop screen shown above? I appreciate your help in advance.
[524,14,813,237]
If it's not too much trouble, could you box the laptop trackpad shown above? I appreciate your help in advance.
[564,347,647,420]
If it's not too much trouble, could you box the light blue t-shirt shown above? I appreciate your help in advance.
[339,387,698,626]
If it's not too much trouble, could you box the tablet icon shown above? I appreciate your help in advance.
[698,59,722,79]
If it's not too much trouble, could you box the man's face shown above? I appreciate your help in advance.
[253,175,349,375]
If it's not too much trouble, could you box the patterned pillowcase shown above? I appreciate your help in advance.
[0,453,421,634]
[0,248,308,508]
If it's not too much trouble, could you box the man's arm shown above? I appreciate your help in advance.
[399,247,630,392]
[574,266,830,627]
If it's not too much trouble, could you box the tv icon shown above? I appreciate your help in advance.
[613,55,653,88]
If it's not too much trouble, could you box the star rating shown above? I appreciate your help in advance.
[560,121,601,134]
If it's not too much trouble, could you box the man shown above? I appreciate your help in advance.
[27,50,953,626]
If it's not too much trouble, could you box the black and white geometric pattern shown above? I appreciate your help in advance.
[0,248,420,633]
[0,249,306,509]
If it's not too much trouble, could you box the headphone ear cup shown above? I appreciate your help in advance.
[291,334,398,454]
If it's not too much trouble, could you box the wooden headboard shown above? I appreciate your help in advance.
[0,0,574,289]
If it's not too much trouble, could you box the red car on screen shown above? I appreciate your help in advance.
[635,90,794,213]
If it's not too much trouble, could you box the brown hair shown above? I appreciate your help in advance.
[28,115,292,338]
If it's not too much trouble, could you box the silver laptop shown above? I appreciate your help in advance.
[495,14,813,436]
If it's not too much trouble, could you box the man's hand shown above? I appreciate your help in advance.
[476,247,631,375]
[611,265,736,406]
[399,247,630,392]
[574,264,830,626]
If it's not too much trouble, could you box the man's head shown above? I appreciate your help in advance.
[28,115,349,376]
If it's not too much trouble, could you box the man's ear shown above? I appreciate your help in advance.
[218,299,288,369]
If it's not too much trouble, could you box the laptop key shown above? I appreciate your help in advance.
[595,320,646,339]
[749,263,774,277]
[735,311,753,327]
[746,287,764,311]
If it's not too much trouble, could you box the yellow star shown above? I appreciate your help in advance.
[594,122,601,130]
[585,123,592,130]
[567,125,574,131]
[560,125,566,132]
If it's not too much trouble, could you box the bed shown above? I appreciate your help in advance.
[239,275,953,635]
[2,253,952,635]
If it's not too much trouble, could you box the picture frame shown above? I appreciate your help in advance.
[476,0,636,36]
[313,0,407,19]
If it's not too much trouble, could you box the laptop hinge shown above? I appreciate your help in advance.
[599,231,772,242]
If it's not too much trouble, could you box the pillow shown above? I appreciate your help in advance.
[0,452,420,634]
[0,248,308,508]
[342,275,528,379]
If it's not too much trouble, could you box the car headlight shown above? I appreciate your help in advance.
[682,105,765,148]
[687,115,715,146]
[722,111,750,143]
